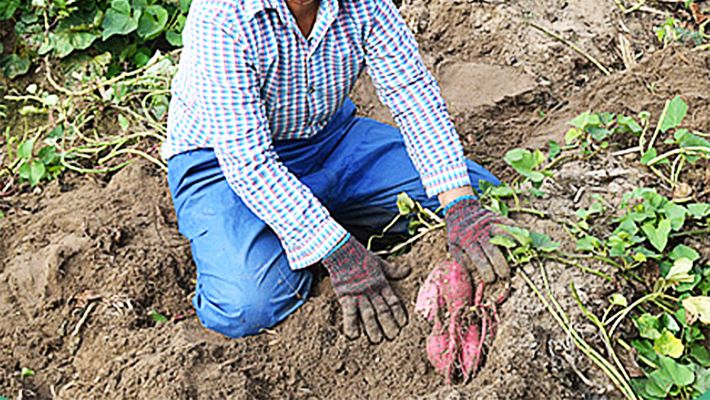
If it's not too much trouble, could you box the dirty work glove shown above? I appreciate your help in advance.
[444,196,513,283]
[322,234,409,344]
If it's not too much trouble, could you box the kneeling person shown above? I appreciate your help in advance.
[162,0,512,342]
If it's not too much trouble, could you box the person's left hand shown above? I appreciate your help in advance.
[444,196,514,283]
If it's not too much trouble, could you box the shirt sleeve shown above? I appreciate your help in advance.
[185,8,347,270]
[364,0,471,198]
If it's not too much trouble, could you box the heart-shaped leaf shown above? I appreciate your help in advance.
[654,331,684,359]
[641,218,671,252]
[683,296,710,325]
[660,96,688,133]
[137,5,168,40]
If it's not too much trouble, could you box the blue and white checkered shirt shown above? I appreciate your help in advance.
[163,0,470,270]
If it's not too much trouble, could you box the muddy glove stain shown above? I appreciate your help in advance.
[322,236,409,343]
[444,196,514,283]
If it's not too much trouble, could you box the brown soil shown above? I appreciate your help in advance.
[2,0,709,399]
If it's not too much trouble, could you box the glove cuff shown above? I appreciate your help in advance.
[324,232,350,260]
[442,195,479,216]
[322,235,363,277]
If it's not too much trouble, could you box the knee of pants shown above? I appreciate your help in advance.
[192,270,313,339]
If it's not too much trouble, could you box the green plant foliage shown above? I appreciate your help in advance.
[660,96,688,133]
[14,137,64,187]
[1,0,191,78]
[495,103,710,400]
[0,0,19,19]
[149,309,168,323]
[0,54,30,78]
[563,111,646,154]
[503,148,548,184]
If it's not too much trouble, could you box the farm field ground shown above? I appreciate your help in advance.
[1,0,709,398]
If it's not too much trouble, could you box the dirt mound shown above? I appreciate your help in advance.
[1,47,706,400]
[2,0,709,396]
[0,160,585,399]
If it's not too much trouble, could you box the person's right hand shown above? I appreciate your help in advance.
[322,235,409,343]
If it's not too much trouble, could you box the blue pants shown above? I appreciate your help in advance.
[167,99,500,338]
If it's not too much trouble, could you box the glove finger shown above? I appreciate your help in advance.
[381,260,411,281]
[449,242,471,271]
[370,294,400,340]
[465,244,496,283]
[481,240,511,279]
[341,296,361,340]
[381,285,408,328]
[359,297,385,344]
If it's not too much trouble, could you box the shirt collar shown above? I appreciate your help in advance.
[244,0,280,19]
[244,0,339,22]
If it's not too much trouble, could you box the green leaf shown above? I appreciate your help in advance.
[0,0,19,20]
[38,146,59,165]
[18,161,30,180]
[641,218,671,252]
[547,140,561,159]
[503,148,545,183]
[660,313,680,332]
[674,129,710,149]
[166,30,183,47]
[617,115,643,134]
[632,339,659,363]
[666,258,695,284]
[658,355,694,387]
[102,0,138,40]
[490,185,515,198]
[690,344,710,367]
[113,0,131,14]
[687,203,710,218]
[396,192,415,215]
[530,232,559,252]
[669,244,700,262]
[564,128,583,145]
[609,293,628,307]
[632,252,648,263]
[653,331,684,358]
[133,46,152,67]
[52,32,74,58]
[501,225,532,247]
[636,313,662,340]
[576,235,601,252]
[660,96,688,133]
[682,296,710,325]
[490,235,516,249]
[569,112,601,130]
[137,5,168,40]
[694,368,710,394]
[118,114,130,131]
[28,161,46,186]
[17,139,34,160]
[149,309,168,323]
[1,54,30,79]
[662,202,687,230]
[588,127,610,141]
[647,369,674,397]
[179,0,192,12]
[640,147,658,165]
[70,31,100,52]
[21,367,34,377]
